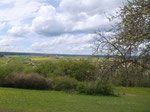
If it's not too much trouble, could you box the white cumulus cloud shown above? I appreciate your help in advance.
[0,0,125,54]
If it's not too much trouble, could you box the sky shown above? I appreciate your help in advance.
[0,0,124,54]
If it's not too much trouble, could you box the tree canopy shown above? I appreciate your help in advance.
[93,0,150,69]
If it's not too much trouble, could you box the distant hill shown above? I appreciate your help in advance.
[0,52,106,57]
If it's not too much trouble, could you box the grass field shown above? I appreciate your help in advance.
[0,87,150,112]
[0,55,105,66]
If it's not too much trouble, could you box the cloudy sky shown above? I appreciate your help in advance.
[0,0,124,54]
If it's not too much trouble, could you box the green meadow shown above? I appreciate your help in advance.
[0,87,150,112]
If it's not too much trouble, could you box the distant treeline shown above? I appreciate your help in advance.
[0,52,107,57]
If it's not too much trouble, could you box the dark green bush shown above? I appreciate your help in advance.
[96,59,150,88]
[0,59,26,79]
[55,60,97,81]
[95,81,114,95]
[51,76,78,91]
[77,82,95,95]
[113,65,150,87]
[77,81,114,95]
[6,60,25,72]
[36,61,57,77]
[1,73,52,90]
[23,66,37,74]
[0,66,12,79]
[35,60,97,81]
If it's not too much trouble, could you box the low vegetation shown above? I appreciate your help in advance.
[0,58,114,95]
[51,76,78,91]
[0,87,150,112]
[77,81,114,95]
[1,73,51,90]
[0,56,149,96]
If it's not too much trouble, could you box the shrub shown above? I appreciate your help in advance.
[97,59,150,87]
[23,66,37,74]
[6,60,25,72]
[0,60,26,79]
[51,76,78,91]
[0,66,12,79]
[113,65,150,87]
[36,61,57,77]
[55,60,97,81]
[1,73,52,90]
[77,81,114,95]
[77,82,96,95]
[68,60,97,81]
[35,60,97,81]
[95,81,114,95]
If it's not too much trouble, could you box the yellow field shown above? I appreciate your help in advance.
[31,57,54,61]
[0,59,8,63]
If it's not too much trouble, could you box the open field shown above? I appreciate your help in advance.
[0,87,150,112]
[0,55,104,65]
[31,57,55,61]
[0,59,8,65]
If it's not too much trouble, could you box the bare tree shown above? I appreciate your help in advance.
[92,0,150,85]
[93,0,150,70]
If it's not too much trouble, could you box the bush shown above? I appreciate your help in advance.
[0,60,26,79]
[0,66,12,79]
[96,59,150,87]
[55,60,97,81]
[1,73,52,90]
[36,61,57,77]
[77,82,95,95]
[35,60,97,81]
[23,66,37,74]
[95,81,114,95]
[113,65,150,87]
[51,76,78,91]
[77,81,114,95]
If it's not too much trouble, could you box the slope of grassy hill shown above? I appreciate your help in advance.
[0,87,150,112]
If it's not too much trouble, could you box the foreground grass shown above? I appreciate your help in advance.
[0,87,150,112]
